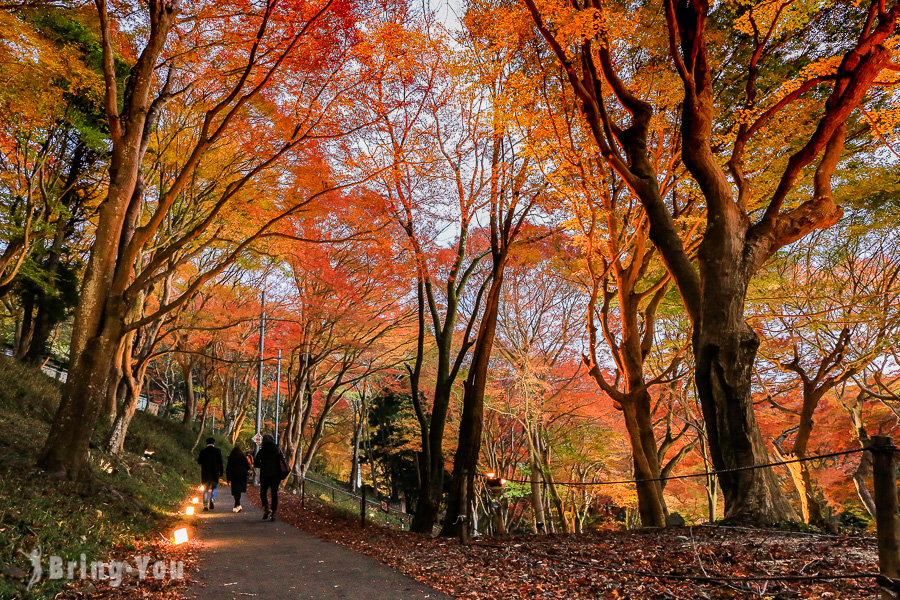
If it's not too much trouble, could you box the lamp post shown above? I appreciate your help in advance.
[255,291,266,454]
[274,349,281,443]
[485,472,506,536]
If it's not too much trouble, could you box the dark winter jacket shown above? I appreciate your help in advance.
[253,437,283,484]
[197,445,224,483]
[226,453,252,495]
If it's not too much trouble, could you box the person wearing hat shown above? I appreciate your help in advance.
[197,437,224,510]
[253,434,284,521]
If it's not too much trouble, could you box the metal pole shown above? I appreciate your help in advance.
[274,349,281,444]
[255,291,266,452]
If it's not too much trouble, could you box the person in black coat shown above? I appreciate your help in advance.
[253,434,284,521]
[226,446,252,512]
[197,437,224,510]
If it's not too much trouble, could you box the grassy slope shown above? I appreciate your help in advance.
[0,356,230,598]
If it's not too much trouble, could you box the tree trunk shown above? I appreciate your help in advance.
[442,268,505,537]
[24,142,84,366]
[411,460,442,533]
[843,391,876,519]
[529,453,546,533]
[693,303,796,523]
[622,394,667,527]
[106,370,144,454]
[410,381,453,533]
[543,468,569,534]
[38,308,126,479]
[182,364,196,427]
[36,0,179,480]
[105,342,126,422]
[191,394,212,453]
[15,293,35,360]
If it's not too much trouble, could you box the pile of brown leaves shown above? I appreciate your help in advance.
[253,488,881,599]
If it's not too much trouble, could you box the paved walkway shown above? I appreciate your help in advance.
[189,485,452,600]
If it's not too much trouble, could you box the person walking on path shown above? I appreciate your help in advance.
[197,437,223,511]
[253,434,284,521]
[226,446,252,512]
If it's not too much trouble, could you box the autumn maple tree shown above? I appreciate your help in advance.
[521,0,900,522]
[37,0,381,479]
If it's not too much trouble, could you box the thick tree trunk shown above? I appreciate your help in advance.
[693,310,796,523]
[38,306,125,479]
[772,444,825,526]
[26,297,56,365]
[442,270,504,537]
[411,466,442,533]
[36,0,179,480]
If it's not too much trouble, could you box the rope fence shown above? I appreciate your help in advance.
[286,439,900,597]
[501,446,868,487]
[486,438,900,596]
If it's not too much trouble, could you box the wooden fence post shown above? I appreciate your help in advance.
[872,436,900,599]
[361,486,367,528]
[459,469,469,546]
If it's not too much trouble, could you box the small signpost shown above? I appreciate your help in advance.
[251,432,263,486]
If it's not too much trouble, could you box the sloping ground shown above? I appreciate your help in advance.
[258,489,881,599]
[0,356,211,599]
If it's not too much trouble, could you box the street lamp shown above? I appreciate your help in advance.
[484,472,506,535]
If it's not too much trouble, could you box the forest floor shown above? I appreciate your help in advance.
[252,488,882,600]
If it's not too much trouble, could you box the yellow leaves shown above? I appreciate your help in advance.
[861,104,900,147]
[733,0,834,39]
[876,35,900,86]
[529,0,641,52]
[0,11,101,129]
[555,7,608,43]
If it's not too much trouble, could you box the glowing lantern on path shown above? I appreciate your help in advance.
[186,506,195,515]
[200,485,205,492]
[173,528,189,545]
[191,497,199,504]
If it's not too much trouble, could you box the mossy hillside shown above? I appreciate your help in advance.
[0,356,229,598]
